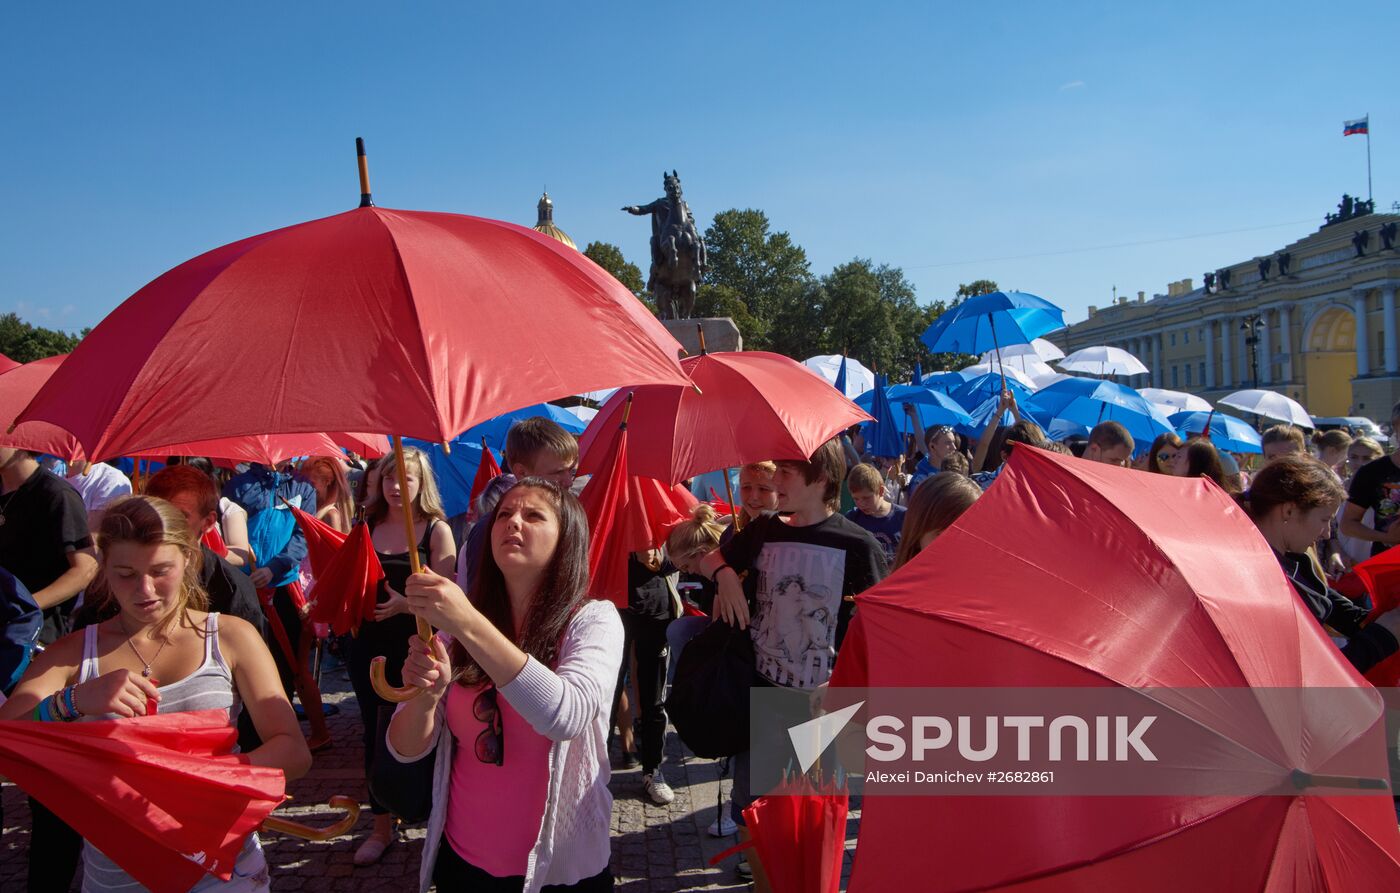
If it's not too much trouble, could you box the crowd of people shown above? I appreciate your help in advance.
[0,385,1398,892]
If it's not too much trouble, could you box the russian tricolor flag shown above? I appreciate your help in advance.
[1344,117,1369,136]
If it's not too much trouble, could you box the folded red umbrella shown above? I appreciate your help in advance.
[468,441,503,517]
[287,503,349,579]
[712,773,848,893]
[578,351,872,484]
[0,710,284,893]
[1349,546,1400,686]
[579,396,696,606]
[305,522,385,635]
[0,355,83,460]
[833,446,1400,891]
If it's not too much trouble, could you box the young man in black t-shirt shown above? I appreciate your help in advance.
[1342,402,1400,557]
[0,447,98,893]
[697,438,886,878]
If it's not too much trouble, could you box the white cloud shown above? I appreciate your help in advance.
[1059,80,1086,91]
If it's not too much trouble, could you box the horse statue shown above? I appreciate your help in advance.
[623,171,707,319]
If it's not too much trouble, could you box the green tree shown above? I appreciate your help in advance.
[0,313,84,363]
[956,279,999,300]
[582,241,645,295]
[699,209,813,350]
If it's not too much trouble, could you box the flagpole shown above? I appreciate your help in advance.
[1367,114,1373,203]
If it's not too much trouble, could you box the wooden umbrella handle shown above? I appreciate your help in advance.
[370,436,435,702]
[261,795,361,841]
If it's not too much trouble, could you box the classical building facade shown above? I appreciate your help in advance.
[1052,201,1400,419]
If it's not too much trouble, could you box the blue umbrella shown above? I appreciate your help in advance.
[956,394,1018,437]
[917,371,966,395]
[1053,396,1175,456]
[856,385,974,431]
[464,402,586,453]
[401,438,486,518]
[834,354,849,396]
[949,373,1033,414]
[1169,410,1263,455]
[920,291,1066,357]
[1024,377,1137,422]
[863,374,905,458]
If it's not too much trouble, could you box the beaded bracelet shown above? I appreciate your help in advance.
[62,685,82,719]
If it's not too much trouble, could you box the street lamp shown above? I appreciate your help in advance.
[1240,314,1264,389]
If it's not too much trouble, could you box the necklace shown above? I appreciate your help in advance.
[118,618,171,678]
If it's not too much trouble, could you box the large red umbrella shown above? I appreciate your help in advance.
[12,141,688,701]
[128,431,352,466]
[576,350,872,484]
[14,213,685,461]
[0,355,83,459]
[831,447,1400,891]
[578,395,697,606]
[0,353,18,374]
[0,710,284,893]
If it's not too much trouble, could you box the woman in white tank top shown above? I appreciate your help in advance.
[0,496,312,892]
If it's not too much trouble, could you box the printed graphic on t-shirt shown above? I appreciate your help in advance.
[751,541,846,689]
[1378,482,1400,532]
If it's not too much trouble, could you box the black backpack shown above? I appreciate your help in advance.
[665,620,754,758]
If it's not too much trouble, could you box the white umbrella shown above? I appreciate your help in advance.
[1057,346,1150,377]
[563,405,599,425]
[803,354,876,397]
[1140,388,1213,414]
[972,355,1064,389]
[1219,389,1314,428]
[958,363,1040,390]
[575,387,619,405]
[979,337,1065,364]
[1033,372,1076,391]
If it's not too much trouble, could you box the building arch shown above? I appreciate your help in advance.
[1301,301,1357,415]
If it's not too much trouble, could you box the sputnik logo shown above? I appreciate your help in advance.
[788,701,864,773]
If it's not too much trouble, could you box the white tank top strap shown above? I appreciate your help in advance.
[79,624,101,684]
[206,612,231,673]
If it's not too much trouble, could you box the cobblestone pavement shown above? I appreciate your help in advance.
[1,659,857,891]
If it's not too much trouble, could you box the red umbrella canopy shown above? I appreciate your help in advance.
[127,431,352,466]
[15,207,688,459]
[329,431,390,458]
[0,710,284,893]
[578,405,697,606]
[577,351,873,484]
[0,355,83,460]
[0,352,19,374]
[834,447,1400,891]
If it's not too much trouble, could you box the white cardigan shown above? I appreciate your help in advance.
[386,599,625,893]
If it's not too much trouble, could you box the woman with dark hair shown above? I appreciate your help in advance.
[386,478,623,893]
[1238,455,1400,673]
[1171,438,1238,492]
[1146,433,1183,476]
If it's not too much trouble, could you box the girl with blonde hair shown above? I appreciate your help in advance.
[0,496,310,891]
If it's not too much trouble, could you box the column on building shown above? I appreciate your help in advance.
[1258,308,1272,385]
[1383,285,1398,375]
[1354,290,1371,377]
[1239,319,1252,389]
[1204,320,1217,389]
[1152,333,1163,388]
[1221,316,1234,387]
[1278,306,1292,382]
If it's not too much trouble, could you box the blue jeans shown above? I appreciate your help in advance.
[665,614,711,688]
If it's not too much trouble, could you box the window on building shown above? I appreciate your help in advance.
[1199,362,1206,384]
[1171,366,1179,388]
[1184,330,1190,344]
[1170,333,1177,347]
[1185,365,1192,385]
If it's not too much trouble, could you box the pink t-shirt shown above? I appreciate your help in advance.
[444,681,551,877]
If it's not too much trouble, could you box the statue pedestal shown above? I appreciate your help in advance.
[662,318,742,357]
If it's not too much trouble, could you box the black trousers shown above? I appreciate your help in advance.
[347,613,416,814]
[26,797,82,893]
[433,837,614,891]
[612,611,671,774]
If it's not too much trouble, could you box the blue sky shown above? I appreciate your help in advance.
[1,2,1393,333]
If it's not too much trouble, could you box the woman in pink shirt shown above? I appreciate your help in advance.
[386,477,623,893]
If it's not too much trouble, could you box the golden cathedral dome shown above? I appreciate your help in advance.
[532,191,577,250]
